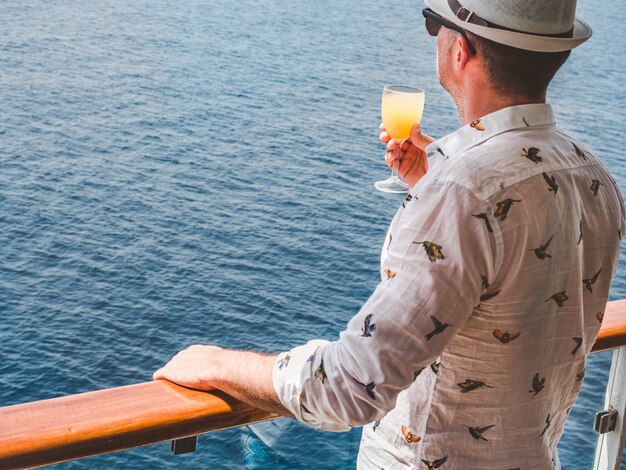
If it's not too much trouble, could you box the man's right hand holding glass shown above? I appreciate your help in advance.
[380,123,434,188]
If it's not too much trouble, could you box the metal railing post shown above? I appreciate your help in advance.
[593,346,626,470]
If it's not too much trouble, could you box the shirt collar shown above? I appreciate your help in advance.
[425,103,556,160]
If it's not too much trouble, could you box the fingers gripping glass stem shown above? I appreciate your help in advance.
[374,142,410,193]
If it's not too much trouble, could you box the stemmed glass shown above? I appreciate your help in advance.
[375,85,425,193]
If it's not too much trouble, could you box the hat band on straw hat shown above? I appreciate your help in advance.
[448,0,574,38]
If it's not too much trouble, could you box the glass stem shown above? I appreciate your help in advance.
[391,141,402,180]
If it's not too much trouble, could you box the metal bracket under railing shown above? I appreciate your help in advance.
[594,408,618,434]
[171,436,197,455]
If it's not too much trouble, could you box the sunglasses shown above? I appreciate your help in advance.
[422,8,477,55]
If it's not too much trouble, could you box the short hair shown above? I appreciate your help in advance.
[465,31,571,100]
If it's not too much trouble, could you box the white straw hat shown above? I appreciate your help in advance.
[424,0,592,52]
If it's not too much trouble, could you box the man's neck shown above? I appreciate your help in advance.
[457,83,546,125]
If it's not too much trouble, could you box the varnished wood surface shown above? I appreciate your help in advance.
[592,299,626,352]
[0,381,276,469]
[0,299,625,469]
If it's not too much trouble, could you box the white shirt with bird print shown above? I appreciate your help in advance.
[272,103,625,469]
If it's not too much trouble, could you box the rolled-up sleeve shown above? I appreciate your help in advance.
[272,181,497,430]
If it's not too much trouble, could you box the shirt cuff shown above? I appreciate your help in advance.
[272,339,351,432]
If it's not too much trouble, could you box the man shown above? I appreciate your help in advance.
[154,0,625,467]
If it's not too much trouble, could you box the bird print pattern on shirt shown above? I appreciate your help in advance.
[470,119,485,131]
[361,314,377,337]
[277,354,291,369]
[583,268,602,293]
[473,212,494,233]
[590,179,603,196]
[414,241,446,262]
[421,456,448,469]
[573,142,588,161]
[522,147,543,164]
[471,173,593,452]
[430,361,441,374]
[467,424,495,441]
[542,173,559,196]
[493,329,521,343]
[373,419,381,431]
[545,291,568,307]
[314,359,327,383]
[353,377,377,399]
[533,235,554,260]
[401,425,421,443]
[402,193,415,208]
[494,199,521,221]
[457,379,493,393]
[426,316,452,340]
[384,268,397,280]
[529,373,545,398]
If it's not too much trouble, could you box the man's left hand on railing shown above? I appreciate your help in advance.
[153,344,224,390]
[153,345,291,417]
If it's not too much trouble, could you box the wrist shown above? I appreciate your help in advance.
[208,347,233,388]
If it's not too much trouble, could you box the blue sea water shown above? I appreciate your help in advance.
[1,0,625,468]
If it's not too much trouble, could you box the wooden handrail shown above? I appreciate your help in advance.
[0,381,277,469]
[1,299,626,469]
[591,299,626,352]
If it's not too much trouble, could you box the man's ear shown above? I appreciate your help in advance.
[454,35,473,71]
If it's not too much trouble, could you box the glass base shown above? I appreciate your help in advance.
[374,176,410,193]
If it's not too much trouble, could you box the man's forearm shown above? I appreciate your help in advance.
[153,345,293,418]
[212,349,293,417]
